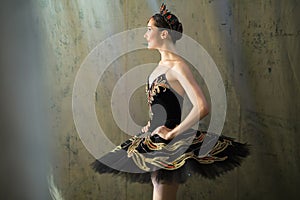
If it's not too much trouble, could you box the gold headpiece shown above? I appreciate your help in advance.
[159,3,178,30]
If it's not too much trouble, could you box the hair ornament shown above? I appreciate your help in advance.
[160,3,169,16]
[159,3,177,30]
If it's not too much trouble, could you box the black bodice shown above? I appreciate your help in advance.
[146,74,183,132]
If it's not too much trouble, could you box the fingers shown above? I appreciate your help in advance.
[141,126,148,133]
[151,125,167,136]
[141,121,151,132]
[145,126,149,132]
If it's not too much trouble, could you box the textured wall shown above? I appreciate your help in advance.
[3,0,298,199]
[0,1,51,199]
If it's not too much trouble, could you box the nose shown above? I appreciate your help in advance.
[144,32,147,39]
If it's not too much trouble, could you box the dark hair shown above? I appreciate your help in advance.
[151,13,183,43]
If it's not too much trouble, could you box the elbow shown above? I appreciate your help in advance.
[193,98,210,118]
[199,101,210,118]
[201,105,210,117]
[193,103,209,119]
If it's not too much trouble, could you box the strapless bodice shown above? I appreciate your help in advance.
[146,74,183,132]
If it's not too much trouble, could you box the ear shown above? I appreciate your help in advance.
[160,30,169,39]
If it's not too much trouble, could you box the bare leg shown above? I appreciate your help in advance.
[151,172,179,200]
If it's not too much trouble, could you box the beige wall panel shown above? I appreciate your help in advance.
[32,0,300,199]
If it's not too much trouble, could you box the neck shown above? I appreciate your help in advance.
[158,43,178,62]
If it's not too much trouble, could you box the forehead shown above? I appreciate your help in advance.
[147,18,156,27]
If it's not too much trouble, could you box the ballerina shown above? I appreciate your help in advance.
[91,3,250,200]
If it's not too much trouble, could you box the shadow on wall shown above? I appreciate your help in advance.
[0,1,51,199]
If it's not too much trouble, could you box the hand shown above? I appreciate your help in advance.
[151,125,172,140]
[141,121,151,133]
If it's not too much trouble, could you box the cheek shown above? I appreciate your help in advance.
[150,33,159,41]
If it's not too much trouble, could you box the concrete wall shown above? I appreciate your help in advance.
[0,1,52,199]
[1,0,299,199]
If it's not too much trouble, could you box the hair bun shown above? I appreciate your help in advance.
[152,3,183,43]
[173,22,183,41]
[177,22,183,33]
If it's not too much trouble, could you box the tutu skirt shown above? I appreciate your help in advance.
[91,129,250,184]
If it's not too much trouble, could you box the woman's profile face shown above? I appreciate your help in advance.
[144,18,162,49]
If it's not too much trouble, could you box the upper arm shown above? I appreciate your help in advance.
[171,64,209,112]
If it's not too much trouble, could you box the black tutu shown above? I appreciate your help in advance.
[91,129,250,184]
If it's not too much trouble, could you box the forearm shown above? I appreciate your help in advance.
[168,105,209,139]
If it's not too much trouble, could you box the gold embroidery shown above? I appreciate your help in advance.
[125,133,231,171]
[111,145,122,152]
[209,139,231,156]
[146,76,170,105]
[143,135,167,150]
[131,151,151,171]
[127,137,143,157]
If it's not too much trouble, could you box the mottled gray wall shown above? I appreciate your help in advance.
[1,0,299,200]
[0,1,51,199]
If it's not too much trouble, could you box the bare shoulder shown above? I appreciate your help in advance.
[169,60,194,80]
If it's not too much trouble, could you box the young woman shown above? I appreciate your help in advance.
[92,3,250,200]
